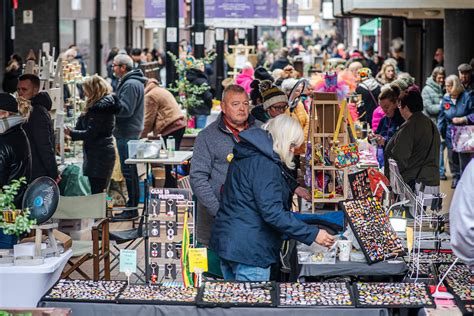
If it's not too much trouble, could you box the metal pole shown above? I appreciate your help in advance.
[215,28,225,100]
[4,0,14,65]
[282,0,288,47]
[166,0,179,88]
[125,0,132,48]
[95,0,102,75]
[227,29,235,46]
[193,0,205,58]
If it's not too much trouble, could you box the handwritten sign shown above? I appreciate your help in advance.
[188,248,208,273]
[120,249,137,274]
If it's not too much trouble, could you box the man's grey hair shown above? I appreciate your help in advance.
[113,54,133,71]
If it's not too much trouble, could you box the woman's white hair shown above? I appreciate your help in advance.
[445,74,465,97]
[263,115,304,169]
[281,78,299,95]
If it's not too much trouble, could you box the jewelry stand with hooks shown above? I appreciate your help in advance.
[146,187,195,285]
[388,159,447,281]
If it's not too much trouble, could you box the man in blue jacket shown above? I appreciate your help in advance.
[112,54,146,217]
[190,85,261,247]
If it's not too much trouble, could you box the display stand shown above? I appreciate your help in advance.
[388,159,446,281]
[24,45,66,164]
[225,45,257,78]
[147,188,195,284]
[310,93,350,211]
[32,223,60,257]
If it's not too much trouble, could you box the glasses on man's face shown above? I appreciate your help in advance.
[270,105,288,112]
[112,63,121,68]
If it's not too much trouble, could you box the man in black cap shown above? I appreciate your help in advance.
[458,63,473,95]
[17,74,59,182]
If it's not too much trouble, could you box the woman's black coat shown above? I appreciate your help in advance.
[70,94,120,180]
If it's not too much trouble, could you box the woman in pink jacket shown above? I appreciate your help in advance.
[235,63,254,94]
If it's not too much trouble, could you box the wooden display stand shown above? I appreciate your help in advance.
[310,93,350,212]
[225,44,257,78]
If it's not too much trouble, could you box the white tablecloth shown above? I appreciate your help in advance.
[0,249,72,308]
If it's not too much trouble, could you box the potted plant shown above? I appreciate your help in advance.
[0,177,36,239]
[167,51,216,117]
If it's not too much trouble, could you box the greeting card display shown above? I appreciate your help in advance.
[278,282,354,307]
[42,279,126,303]
[341,197,405,264]
[117,284,197,305]
[197,281,276,307]
[354,282,435,308]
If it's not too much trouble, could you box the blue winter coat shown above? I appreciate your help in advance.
[438,91,474,149]
[209,128,319,268]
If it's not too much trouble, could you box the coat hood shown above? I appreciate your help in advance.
[359,78,380,91]
[88,94,120,114]
[31,91,52,111]
[144,78,160,94]
[425,77,442,94]
[234,127,280,163]
[119,69,147,87]
[186,68,208,82]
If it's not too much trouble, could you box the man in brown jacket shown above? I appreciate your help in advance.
[140,78,186,187]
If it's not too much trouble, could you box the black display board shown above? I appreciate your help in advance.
[437,263,473,301]
[340,197,405,264]
[348,170,371,199]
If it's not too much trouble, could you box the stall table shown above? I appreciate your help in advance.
[38,301,389,316]
[0,250,72,307]
[298,259,408,282]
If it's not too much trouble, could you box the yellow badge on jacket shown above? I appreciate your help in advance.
[226,153,234,163]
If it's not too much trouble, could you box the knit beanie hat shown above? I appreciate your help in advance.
[0,93,19,113]
[259,80,288,110]
[254,67,273,82]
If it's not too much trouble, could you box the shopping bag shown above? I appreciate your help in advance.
[331,100,359,168]
[58,164,92,196]
[452,125,474,153]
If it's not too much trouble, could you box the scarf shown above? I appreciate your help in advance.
[0,115,26,134]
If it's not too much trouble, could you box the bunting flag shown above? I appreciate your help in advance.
[180,209,193,287]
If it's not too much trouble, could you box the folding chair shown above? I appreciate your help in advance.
[54,193,110,281]
[106,213,146,282]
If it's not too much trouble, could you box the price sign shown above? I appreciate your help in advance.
[119,249,137,274]
[188,248,208,273]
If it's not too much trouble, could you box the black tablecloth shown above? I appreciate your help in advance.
[298,260,408,281]
[39,301,389,316]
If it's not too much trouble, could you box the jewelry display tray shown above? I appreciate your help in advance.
[340,198,405,265]
[195,281,277,308]
[41,279,127,304]
[352,282,436,309]
[276,282,355,308]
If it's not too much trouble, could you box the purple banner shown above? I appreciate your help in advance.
[145,0,184,19]
[206,0,279,22]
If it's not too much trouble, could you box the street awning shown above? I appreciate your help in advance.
[359,18,379,36]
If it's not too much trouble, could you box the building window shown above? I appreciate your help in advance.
[295,0,311,10]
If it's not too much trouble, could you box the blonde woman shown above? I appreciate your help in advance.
[376,62,397,85]
[438,75,473,188]
[65,75,120,193]
[210,115,335,281]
